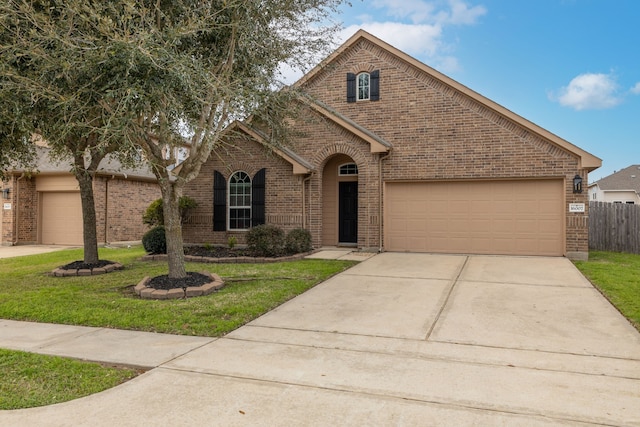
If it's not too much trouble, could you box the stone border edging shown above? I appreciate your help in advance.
[134,271,225,300]
[52,263,124,277]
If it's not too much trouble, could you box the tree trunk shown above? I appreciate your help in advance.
[161,182,186,279]
[75,170,100,264]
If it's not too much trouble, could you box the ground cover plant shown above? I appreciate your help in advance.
[0,349,140,410]
[0,246,355,336]
[574,250,640,331]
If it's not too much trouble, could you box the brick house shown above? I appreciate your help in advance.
[182,30,601,259]
[1,145,160,246]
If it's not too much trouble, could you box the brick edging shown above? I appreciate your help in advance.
[51,263,124,277]
[134,271,225,300]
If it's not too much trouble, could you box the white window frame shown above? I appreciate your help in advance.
[338,163,358,176]
[228,171,252,230]
[357,72,370,101]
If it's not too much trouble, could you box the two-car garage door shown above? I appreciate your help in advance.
[384,180,564,256]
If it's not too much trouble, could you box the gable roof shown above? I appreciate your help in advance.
[590,165,640,193]
[296,29,602,171]
[224,121,314,175]
[298,96,391,154]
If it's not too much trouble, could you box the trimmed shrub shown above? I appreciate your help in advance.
[246,224,285,257]
[142,196,198,227]
[285,228,312,254]
[142,226,166,254]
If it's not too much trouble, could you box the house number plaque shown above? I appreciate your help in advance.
[569,203,585,213]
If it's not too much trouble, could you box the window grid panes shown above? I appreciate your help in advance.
[357,73,370,101]
[339,163,358,176]
[229,171,251,230]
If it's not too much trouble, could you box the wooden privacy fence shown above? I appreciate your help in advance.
[589,201,640,254]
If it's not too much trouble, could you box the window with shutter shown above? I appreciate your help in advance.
[252,168,266,226]
[370,70,380,101]
[213,170,226,231]
[229,171,252,230]
[347,71,380,102]
[347,73,356,103]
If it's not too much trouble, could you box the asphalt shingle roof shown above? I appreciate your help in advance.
[592,164,640,192]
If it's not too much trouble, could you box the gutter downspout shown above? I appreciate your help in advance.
[104,175,115,245]
[13,173,25,245]
[302,173,313,229]
[378,151,391,253]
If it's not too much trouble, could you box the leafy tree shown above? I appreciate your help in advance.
[1,0,345,278]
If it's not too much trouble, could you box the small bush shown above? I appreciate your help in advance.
[246,224,284,257]
[228,236,237,249]
[142,196,198,227]
[142,226,166,254]
[285,228,312,254]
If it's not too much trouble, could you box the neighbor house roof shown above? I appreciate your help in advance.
[590,165,640,193]
[295,29,601,171]
[9,146,157,181]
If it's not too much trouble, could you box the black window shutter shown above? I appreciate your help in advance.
[213,170,226,231]
[252,168,266,226]
[346,73,356,103]
[370,70,380,101]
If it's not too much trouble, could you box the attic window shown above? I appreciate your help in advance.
[339,163,358,176]
[347,70,380,102]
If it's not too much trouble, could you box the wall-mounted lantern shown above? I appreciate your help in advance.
[573,174,583,194]
[1,188,10,200]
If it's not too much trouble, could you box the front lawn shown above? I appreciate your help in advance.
[0,246,356,336]
[574,250,640,331]
[0,246,356,409]
[0,349,140,410]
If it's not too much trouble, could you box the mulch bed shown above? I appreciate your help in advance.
[184,246,268,258]
[147,272,211,290]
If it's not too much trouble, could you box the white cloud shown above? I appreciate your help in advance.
[342,22,443,57]
[553,73,623,110]
[370,0,486,25]
[631,82,640,95]
[447,0,487,24]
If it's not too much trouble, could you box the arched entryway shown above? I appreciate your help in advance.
[322,154,358,246]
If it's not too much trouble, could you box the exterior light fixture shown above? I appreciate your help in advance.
[1,188,9,200]
[573,174,583,194]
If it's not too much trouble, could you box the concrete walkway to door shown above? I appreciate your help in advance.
[1,253,640,426]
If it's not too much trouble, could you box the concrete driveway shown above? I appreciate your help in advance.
[2,253,640,426]
[0,245,77,259]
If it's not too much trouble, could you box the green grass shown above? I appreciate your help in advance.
[0,246,355,336]
[0,348,140,410]
[0,246,356,409]
[574,251,640,331]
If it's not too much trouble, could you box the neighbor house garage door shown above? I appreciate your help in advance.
[41,192,83,245]
[385,180,564,256]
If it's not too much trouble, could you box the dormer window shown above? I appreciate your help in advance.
[347,70,380,103]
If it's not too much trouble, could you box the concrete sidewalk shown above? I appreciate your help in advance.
[1,253,640,426]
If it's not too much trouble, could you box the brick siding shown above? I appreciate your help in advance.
[185,36,592,256]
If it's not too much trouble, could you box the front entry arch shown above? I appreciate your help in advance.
[322,154,358,246]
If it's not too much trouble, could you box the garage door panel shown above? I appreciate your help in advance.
[41,192,83,245]
[385,180,563,256]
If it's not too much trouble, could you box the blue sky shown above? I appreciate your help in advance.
[313,0,640,181]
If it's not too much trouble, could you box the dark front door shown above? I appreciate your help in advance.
[339,181,358,244]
